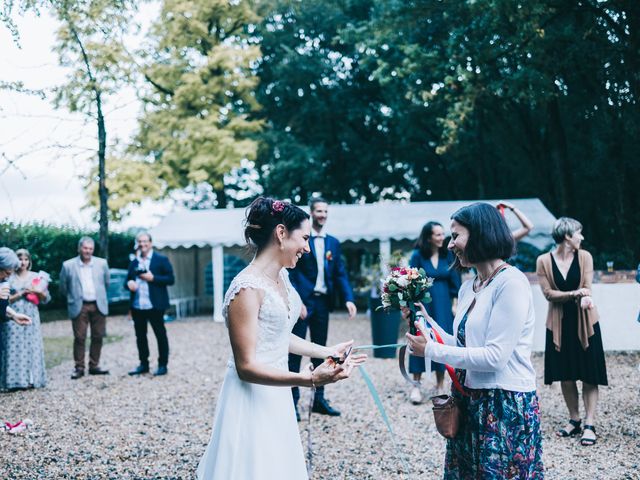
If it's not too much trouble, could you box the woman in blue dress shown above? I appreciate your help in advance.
[408,221,461,404]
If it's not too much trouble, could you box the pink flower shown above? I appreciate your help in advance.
[272,200,285,212]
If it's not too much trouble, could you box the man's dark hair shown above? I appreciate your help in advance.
[450,202,515,269]
[309,197,328,212]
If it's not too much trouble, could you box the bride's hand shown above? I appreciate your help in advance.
[326,340,353,358]
[309,353,367,386]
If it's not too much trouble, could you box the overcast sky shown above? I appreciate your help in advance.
[0,4,170,231]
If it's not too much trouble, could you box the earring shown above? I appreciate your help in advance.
[279,243,284,251]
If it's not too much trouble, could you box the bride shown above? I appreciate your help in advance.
[197,197,366,480]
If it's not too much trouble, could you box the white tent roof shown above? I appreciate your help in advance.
[151,198,557,250]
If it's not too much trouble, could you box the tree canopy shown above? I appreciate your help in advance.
[4,0,639,266]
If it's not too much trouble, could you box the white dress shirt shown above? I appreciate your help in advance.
[424,267,537,392]
[312,229,327,294]
[133,250,153,310]
[78,258,96,301]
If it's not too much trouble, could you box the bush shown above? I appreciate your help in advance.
[0,222,135,311]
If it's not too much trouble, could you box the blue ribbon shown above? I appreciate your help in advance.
[358,364,411,474]
[354,342,404,351]
[305,343,411,476]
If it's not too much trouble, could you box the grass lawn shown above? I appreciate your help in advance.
[43,335,124,369]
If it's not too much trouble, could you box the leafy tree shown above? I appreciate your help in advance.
[256,0,640,267]
[127,0,263,208]
[84,156,163,221]
[2,1,136,259]
[255,0,416,203]
[50,0,137,260]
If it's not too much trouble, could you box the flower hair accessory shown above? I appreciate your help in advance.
[271,200,286,215]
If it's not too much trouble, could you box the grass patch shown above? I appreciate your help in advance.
[39,302,131,323]
[43,335,124,369]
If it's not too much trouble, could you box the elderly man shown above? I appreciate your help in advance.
[125,232,174,376]
[0,247,31,325]
[59,237,110,379]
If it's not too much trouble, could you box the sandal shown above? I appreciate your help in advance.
[580,425,597,446]
[556,419,582,437]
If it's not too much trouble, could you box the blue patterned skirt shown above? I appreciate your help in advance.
[444,389,543,479]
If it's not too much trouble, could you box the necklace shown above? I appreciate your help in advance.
[474,262,508,291]
[249,261,280,285]
[262,271,280,285]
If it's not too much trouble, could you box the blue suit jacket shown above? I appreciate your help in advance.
[288,234,354,309]
[125,252,175,311]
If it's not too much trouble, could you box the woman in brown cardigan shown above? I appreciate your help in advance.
[536,217,608,446]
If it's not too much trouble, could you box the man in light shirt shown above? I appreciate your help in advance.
[125,232,175,376]
[60,237,110,379]
[288,197,357,418]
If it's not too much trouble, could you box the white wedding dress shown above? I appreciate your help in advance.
[197,269,308,480]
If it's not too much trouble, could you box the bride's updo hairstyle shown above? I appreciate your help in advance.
[244,197,309,253]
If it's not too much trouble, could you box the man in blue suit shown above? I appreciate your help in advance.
[288,198,357,418]
[125,232,175,376]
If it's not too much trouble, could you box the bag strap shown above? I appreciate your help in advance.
[398,345,421,387]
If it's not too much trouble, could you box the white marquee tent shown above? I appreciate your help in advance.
[150,198,557,321]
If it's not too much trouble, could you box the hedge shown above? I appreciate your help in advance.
[1,222,135,310]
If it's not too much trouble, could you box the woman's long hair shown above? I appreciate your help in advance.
[415,221,448,259]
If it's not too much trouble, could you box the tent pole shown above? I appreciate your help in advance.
[212,245,224,322]
[379,238,391,274]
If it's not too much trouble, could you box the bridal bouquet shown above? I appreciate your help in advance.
[25,271,50,306]
[379,267,433,335]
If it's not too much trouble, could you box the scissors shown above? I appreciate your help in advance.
[327,345,353,366]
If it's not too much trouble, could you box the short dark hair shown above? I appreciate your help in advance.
[309,196,328,212]
[244,197,309,253]
[450,202,514,268]
[415,221,446,259]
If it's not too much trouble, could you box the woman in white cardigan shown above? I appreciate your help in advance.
[406,203,543,479]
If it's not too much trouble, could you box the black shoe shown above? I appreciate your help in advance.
[70,369,84,380]
[128,365,150,376]
[295,405,301,422]
[154,366,168,376]
[312,397,341,416]
[556,419,581,437]
[88,367,110,375]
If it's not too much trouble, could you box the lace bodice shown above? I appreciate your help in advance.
[223,269,302,370]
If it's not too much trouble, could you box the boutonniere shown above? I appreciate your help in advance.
[325,251,333,261]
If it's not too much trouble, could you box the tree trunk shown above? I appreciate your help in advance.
[97,91,109,261]
[64,11,109,261]
[608,112,629,251]
[545,97,570,213]
[475,108,487,198]
[215,187,228,208]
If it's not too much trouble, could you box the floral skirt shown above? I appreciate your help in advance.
[444,389,543,479]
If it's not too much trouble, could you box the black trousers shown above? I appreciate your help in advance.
[131,308,169,367]
[288,294,330,405]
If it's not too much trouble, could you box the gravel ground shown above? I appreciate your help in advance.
[0,313,638,479]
